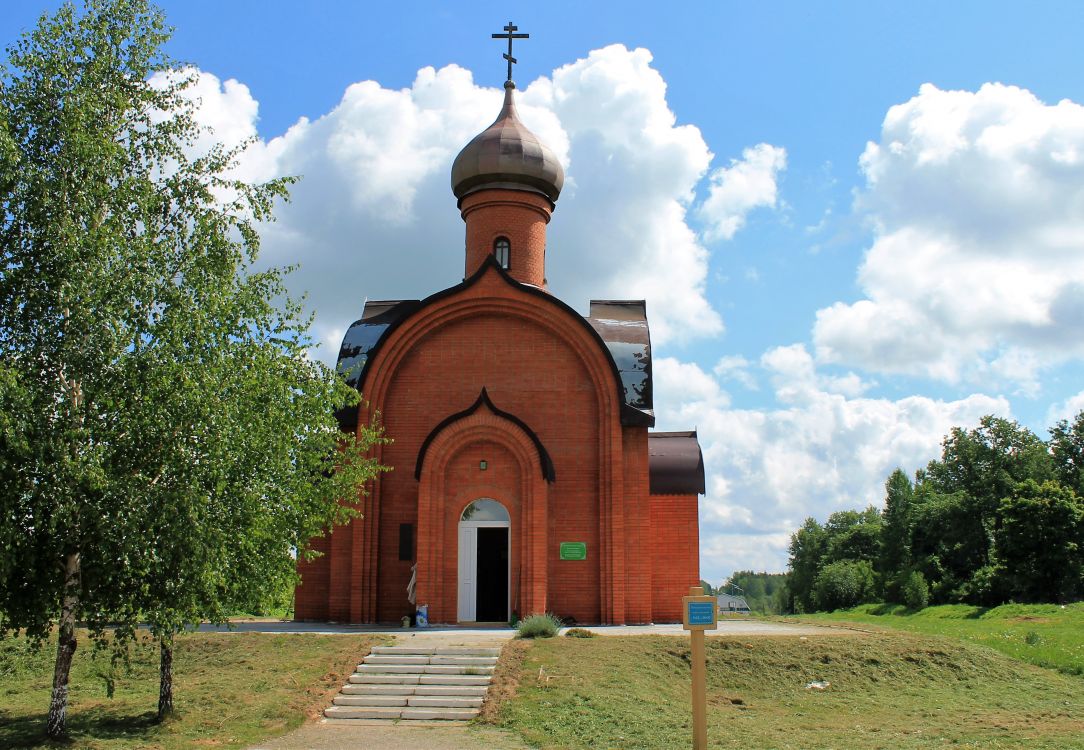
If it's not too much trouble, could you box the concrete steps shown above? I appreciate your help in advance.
[324,645,501,721]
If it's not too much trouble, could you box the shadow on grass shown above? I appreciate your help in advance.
[868,603,902,616]
[0,708,162,749]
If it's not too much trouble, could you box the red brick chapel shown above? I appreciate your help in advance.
[294,26,705,625]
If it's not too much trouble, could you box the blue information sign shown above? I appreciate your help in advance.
[687,601,715,626]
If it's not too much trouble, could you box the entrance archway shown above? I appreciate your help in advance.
[457,499,510,622]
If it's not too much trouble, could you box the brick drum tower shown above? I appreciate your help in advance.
[294,26,705,625]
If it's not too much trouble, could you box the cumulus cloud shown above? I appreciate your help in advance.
[169,45,783,356]
[653,352,1010,580]
[1046,390,1084,427]
[697,143,787,241]
[815,83,1084,389]
[713,355,758,390]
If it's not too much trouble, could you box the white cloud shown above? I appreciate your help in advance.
[698,143,787,241]
[814,83,1084,389]
[543,45,722,343]
[713,355,758,390]
[654,350,1010,580]
[1045,390,1084,427]
[171,45,771,356]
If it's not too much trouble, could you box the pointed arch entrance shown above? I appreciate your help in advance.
[457,499,510,622]
[415,389,553,623]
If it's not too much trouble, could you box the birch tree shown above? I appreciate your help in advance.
[0,0,384,736]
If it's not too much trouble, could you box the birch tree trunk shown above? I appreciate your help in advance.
[46,552,80,739]
[158,635,174,719]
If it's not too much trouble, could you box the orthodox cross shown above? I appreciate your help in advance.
[492,21,528,85]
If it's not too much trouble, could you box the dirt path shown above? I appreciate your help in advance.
[251,720,530,750]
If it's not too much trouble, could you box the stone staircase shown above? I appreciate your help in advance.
[323,645,500,721]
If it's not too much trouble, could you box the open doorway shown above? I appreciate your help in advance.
[457,499,510,622]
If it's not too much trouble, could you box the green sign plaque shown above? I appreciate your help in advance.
[559,542,587,560]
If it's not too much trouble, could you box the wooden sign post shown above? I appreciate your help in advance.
[682,585,717,750]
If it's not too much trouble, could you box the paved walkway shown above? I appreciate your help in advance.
[203,618,852,638]
[243,619,855,749]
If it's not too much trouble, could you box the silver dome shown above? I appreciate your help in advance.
[451,83,564,205]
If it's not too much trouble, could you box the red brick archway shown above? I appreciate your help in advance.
[415,401,549,623]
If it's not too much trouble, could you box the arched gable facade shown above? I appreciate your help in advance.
[343,263,630,624]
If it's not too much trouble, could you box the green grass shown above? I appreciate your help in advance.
[0,630,386,749]
[491,633,1084,749]
[787,602,1084,676]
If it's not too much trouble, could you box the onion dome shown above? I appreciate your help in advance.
[451,83,564,205]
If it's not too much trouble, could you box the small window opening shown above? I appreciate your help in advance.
[398,523,414,561]
[494,237,511,269]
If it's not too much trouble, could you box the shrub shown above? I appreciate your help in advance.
[564,627,597,638]
[813,560,875,611]
[516,612,563,639]
[901,570,929,610]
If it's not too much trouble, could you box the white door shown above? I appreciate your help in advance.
[457,525,477,621]
[457,498,512,623]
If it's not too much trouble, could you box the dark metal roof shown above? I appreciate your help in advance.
[415,388,555,482]
[587,300,653,424]
[451,85,564,205]
[334,300,420,431]
[333,255,656,432]
[648,431,706,495]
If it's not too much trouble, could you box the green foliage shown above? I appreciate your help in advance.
[1050,411,1084,496]
[516,613,563,639]
[900,570,929,610]
[878,469,914,600]
[0,0,387,734]
[994,480,1084,603]
[924,415,1054,501]
[787,508,881,612]
[919,415,1054,595]
[564,627,597,638]
[910,489,988,603]
[824,506,883,563]
[787,517,827,613]
[813,559,875,611]
[786,412,1084,613]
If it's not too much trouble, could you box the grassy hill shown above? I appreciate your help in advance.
[5,607,1083,750]
[489,632,1084,749]
[787,602,1084,676]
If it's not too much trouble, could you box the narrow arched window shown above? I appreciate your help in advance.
[493,237,511,269]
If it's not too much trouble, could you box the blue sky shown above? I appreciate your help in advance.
[6,2,1084,583]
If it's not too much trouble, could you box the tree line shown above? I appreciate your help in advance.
[785,413,1084,613]
[718,571,788,614]
[0,1,385,738]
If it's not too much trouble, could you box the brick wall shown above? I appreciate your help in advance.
[460,189,551,287]
[649,493,700,622]
[378,308,603,622]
